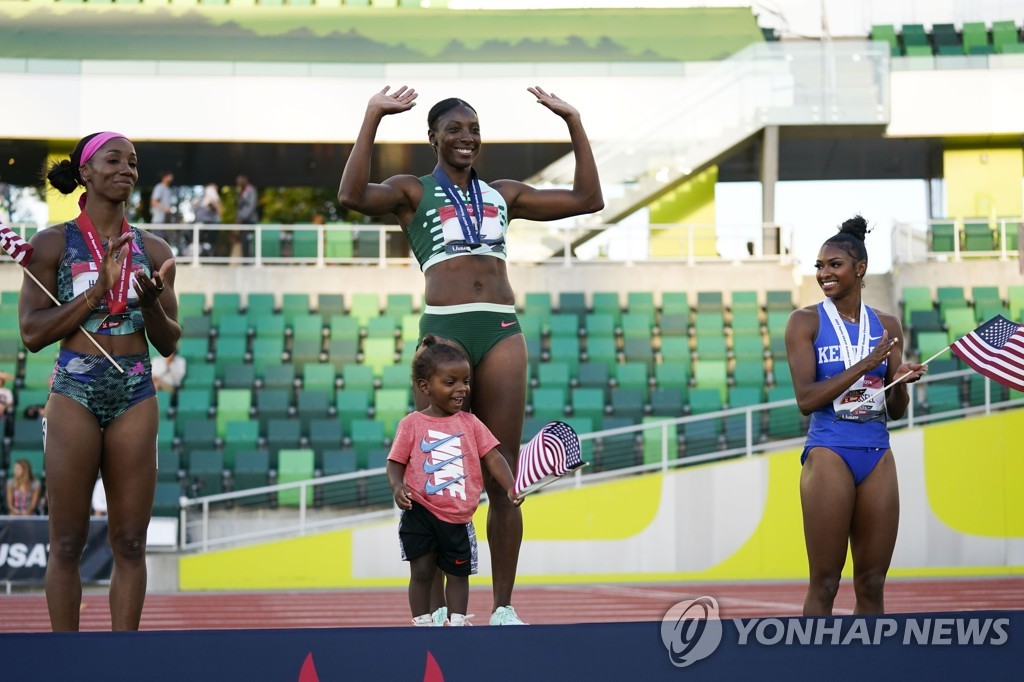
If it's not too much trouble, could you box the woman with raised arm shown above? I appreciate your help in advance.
[784,216,925,616]
[339,85,603,625]
[22,132,180,630]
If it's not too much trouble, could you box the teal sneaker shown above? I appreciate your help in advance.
[431,606,448,627]
[489,605,526,625]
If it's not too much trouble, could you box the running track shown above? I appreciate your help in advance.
[3,577,1023,632]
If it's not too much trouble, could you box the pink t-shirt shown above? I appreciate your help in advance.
[387,411,500,524]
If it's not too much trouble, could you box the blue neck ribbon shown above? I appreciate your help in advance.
[432,165,484,246]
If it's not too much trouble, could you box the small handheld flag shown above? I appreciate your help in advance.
[0,221,123,373]
[0,225,34,265]
[950,315,1024,392]
[513,420,586,499]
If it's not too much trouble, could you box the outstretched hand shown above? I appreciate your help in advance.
[528,86,580,120]
[368,85,418,117]
[134,257,174,309]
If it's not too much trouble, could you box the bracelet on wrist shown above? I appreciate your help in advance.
[83,289,96,309]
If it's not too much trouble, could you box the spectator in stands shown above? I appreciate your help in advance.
[149,171,175,225]
[5,458,41,516]
[151,349,186,394]
[235,175,258,224]
[24,132,181,631]
[386,336,521,627]
[194,183,222,224]
[0,369,14,430]
[784,215,926,616]
[339,85,602,625]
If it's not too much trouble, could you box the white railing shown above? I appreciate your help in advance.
[175,368,1022,553]
[0,221,796,267]
[892,218,1022,265]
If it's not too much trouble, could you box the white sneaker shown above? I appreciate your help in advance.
[412,614,434,627]
[431,606,448,627]
[449,613,475,627]
[489,605,527,625]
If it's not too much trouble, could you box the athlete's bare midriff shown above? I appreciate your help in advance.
[422,257,515,307]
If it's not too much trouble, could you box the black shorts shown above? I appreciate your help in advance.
[398,502,478,577]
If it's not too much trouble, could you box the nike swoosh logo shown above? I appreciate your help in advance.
[500,320,516,328]
[420,433,463,452]
[425,475,467,494]
[869,335,883,341]
[454,558,469,565]
[423,453,465,474]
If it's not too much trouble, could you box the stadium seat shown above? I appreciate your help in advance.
[265,419,302,470]
[642,416,678,465]
[222,420,260,471]
[597,417,638,471]
[570,387,606,423]
[320,449,359,507]
[277,449,315,507]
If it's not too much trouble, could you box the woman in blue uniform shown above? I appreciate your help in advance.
[22,132,180,630]
[784,215,925,616]
[338,85,603,625]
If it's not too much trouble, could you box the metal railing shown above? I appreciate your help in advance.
[175,368,1022,553]
[892,218,1022,265]
[0,221,796,267]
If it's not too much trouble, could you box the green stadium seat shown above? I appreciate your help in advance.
[294,385,330,427]
[649,387,683,418]
[626,292,656,323]
[570,387,606,423]
[325,230,354,260]
[641,416,678,465]
[609,387,645,423]
[178,292,207,319]
[221,420,259,471]
[277,449,315,507]
[961,22,990,54]
[693,359,728,402]
[597,417,638,471]
[870,23,900,55]
[153,482,184,518]
[766,385,801,438]
[732,332,766,362]
[558,291,587,324]
[232,450,270,498]
[725,386,764,448]
[210,293,242,325]
[349,293,380,326]
[584,313,616,339]
[930,222,956,252]
[291,228,319,259]
[362,338,397,376]
[943,308,976,342]
[216,388,252,438]
[181,314,212,339]
[523,292,553,328]
[265,419,302,470]
[658,313,689,337]
[290,314,325,343]
[684,388,723,456]
[317,294,346,322]
[658,336,691,364]
[548,337,581,374]
[336,389,371,433]
[365,315,399,339]
[732,359,765,391]
[548,313,580,340]
[591,292,622,326]
[308,418,344,469]
[532,387,568,422]
[363,450,392,506]
[661,291,690,317]
[350,419,386,468]
[246,293,276,318]
[693,311,726,337]
[157,446,182,484]
[730,309,761,335]
[655,362,690,395]
[373,387,409,434]
[614,362,649,401]
[695,291,724,312]
[963,222,995,251]
[188,449,225,497]
[694,336,728,362]
[320,449,359,507]
[327,338,360,369]
[281,293,311,326]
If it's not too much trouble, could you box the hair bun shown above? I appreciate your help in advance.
[46,158,79,195]
[839,215,869,241]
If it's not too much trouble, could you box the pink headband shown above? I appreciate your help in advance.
[79,132,128,168]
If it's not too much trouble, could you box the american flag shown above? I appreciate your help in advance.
[0,225,33,266]
[950,315,1024,392]
[513,420,585,498]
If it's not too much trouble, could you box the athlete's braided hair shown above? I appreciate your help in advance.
[412,335,470,383]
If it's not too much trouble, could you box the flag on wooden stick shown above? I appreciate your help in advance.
[950,315,1024,392]
[513,420,585,499]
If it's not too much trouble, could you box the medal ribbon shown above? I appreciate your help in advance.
[822,298,870,369]
[432,165,484,246]
[75,211,132,314]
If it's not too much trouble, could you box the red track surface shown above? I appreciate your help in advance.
[2,577,1023,632]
